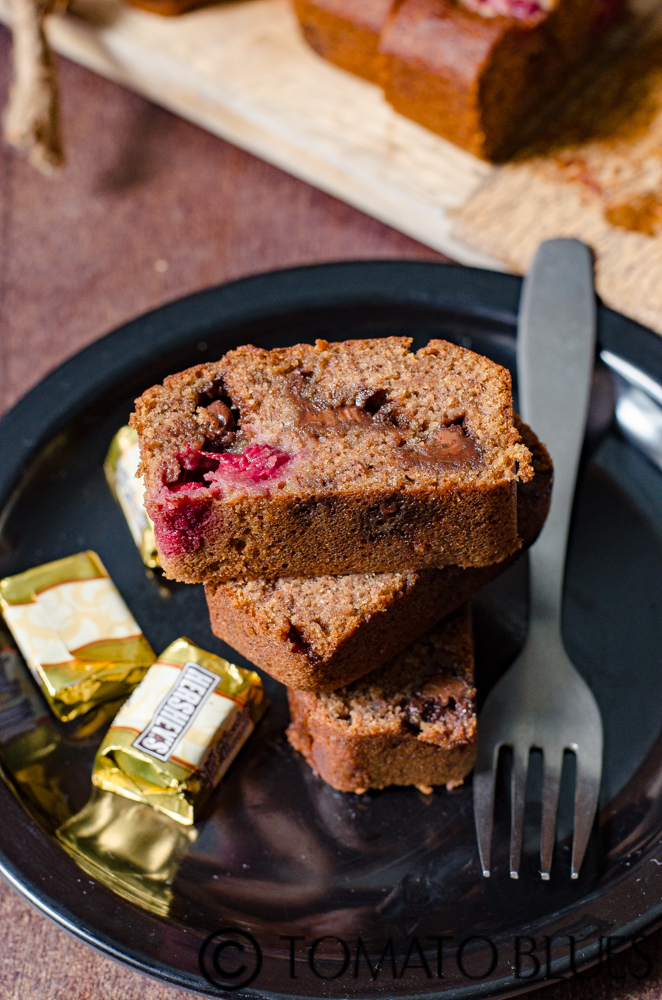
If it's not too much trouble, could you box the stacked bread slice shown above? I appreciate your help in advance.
[132,337,551,794]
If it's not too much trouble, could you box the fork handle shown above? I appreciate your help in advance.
[517,240,596,638]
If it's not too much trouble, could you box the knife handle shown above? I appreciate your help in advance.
[517,239,596,633]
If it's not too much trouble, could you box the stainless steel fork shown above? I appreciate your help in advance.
[473,239,604,881]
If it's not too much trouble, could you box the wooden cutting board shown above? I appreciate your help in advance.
[5,0,662,333]
[0,0,502,267]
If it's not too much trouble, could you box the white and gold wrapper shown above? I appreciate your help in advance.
[0,551,155,721]
[105,426,158,569]
[92,637,268,824]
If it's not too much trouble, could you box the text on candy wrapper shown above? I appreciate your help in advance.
[133,661,218,761]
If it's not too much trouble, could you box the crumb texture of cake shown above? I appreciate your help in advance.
[286,606,477,792]
[131,337,532,583]
[378,0,622,161]
[206,416,551,691]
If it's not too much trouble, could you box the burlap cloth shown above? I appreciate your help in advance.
[3,0,65,172]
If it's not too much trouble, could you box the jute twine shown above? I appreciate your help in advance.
[3,0,67,173]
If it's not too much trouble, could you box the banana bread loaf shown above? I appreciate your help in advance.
[206,418,550,691]
[286,605,477,793]
[379,0,623,161]
[131,337,532,584]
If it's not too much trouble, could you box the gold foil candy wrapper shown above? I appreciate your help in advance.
[93,637,268,825]
[105,425,158,569]
[57,788,197,916]
[0,621,138,832]
[0,551,156,722]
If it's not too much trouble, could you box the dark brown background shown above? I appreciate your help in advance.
[1,24,661,999]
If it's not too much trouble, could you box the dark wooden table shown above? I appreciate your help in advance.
[1,24,661,999]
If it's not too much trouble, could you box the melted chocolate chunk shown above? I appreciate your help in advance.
[203,376,230,403]
[420,672,468,699]
[287,374,404,437]
[207,399,235,430]
[287,373,370,434]
[356,390,410,429]
[286,374,479,464]
[204,399,236,448]
[401,424,480,469]
[200,381,238,450]
[299,404,372,432]
[400,672,468,731]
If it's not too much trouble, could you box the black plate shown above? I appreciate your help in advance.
[1,261,662,999]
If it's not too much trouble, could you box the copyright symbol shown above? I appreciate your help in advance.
[199,927,263,991]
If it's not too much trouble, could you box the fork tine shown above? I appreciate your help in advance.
[540,751,563,880]
[509,745,529,879]
[473,741,501,877]
[571,753,601,879]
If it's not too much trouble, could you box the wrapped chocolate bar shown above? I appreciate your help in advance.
[0,551,156,722]
[57,788,197,916]
[0,620,125,829]
[105,426,158,569]
[93,638,268,824]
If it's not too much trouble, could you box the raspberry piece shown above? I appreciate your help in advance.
[156,495,212,554]
[205,444,293,486]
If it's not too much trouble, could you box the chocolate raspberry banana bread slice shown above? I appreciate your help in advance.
[287,605,477,793]
[131,337,532,584]
[206,418,550,692]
